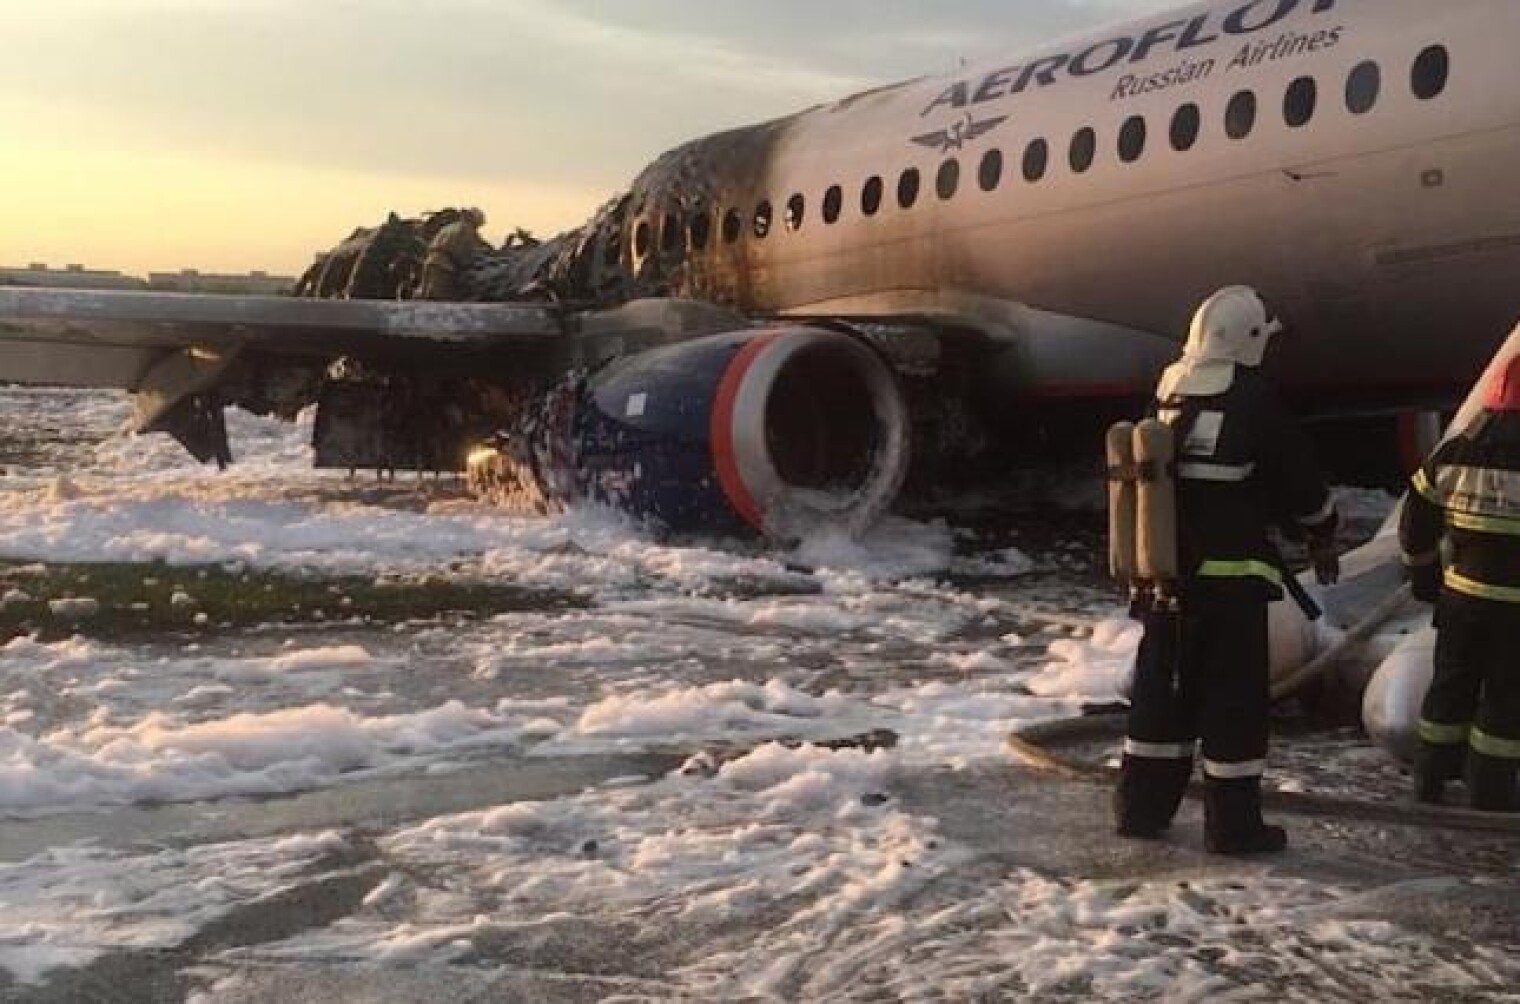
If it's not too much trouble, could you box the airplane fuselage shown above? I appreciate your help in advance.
[549,0,1520,412]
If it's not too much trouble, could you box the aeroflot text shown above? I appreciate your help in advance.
[922,0,1340,116]
[1111,25,1345,101]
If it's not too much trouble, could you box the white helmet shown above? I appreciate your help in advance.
[1183,285,1282,368]
[1158,285,1282,399]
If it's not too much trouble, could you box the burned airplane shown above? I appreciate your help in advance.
[2,0,1519,538]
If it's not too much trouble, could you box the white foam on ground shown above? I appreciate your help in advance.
[0,700,527,816]
[1,390,1441,994]
[206,743,1517,1001]
[1024,615,1139,702]
[0,830,350,984]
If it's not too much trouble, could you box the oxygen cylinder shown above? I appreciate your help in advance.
[1133,418,1178,585]
[1106,422,1138,584]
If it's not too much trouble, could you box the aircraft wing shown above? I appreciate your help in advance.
[0,286,563,390]
[781,289,1181,399]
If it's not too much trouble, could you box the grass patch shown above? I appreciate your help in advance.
[0,561,587,642]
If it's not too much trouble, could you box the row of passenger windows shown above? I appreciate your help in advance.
[623,45,1450,263]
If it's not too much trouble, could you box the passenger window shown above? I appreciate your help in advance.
[785,194,805,231]
[722,209,742,244]
[689,211,711,252]
[861,176,883,216]
[1069,127,1096,173]
[1023,138,1048,182]
[898,168,921,209]
[1283,76,1316,128]
[1170,103,1201,151]
[1346,60,1381,114]
[936,159,960,200]
[1412,45,1450,101]
[1118,115,1146,163]
[660,213,681,254]
[1225,90,1257,140]
[634,220,651,258]
[979,149,1003,192]
[822,185,843,224]
[753,200,772,239]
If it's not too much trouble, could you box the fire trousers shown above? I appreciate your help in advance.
[1419,591,1520,761]
[1116,585,1271,831]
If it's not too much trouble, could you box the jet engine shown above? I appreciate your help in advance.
[473,326,912,538]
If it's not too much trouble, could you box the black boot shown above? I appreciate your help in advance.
[1466,751,1519,813]
[1114,754,1192,839]
[1413,741,1467,805]
[1204,777,1287,856]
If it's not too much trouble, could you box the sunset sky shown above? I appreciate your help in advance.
[0,0,1169,276]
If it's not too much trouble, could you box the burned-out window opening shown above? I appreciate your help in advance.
[1225,90,1257,140]
[1346,60,1381,114]
[660,213,681,254]
[1170,103,1201,151]
[861,176,884,216]
[1023,138,1049,182]
[689,211,711,251]
[1069,127,1096,174]
[1284,76,1317,128]
[785,194,806,231]
[979,149,1003,192]
[823,185,843,224]
[722,208,742,244]
[898,167,921,209]
[1118,115,1146,163]
[753,201,773,239]
[1412,45,1450,101]
[634,220,652,258]
[936,159,960,200]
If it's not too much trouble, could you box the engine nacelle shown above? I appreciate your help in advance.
[472,326,912,538]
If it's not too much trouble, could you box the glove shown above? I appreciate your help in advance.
[1308,538,1340,586]
[1406,560,1441,603]
[1304,509,1340,586]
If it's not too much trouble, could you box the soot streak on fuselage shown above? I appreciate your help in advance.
[922,0,1342,115]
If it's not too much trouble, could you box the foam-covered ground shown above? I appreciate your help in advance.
[2,388,1514,1002]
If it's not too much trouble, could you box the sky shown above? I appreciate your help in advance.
[0,0,1172,276]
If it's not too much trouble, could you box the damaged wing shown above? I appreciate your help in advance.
[0,286,565,466]
[0,286,563,390]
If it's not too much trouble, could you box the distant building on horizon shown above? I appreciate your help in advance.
[0,262,146,291]
[0,263,296,295]
[146,268,295,296]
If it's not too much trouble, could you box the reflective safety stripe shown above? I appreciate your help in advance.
[1470,728,1520,760]
[1418,719,1471,745]
[1411,467,1442,504]
[1444,569,1520,604]
[1448,509,1520,537]
[1177,461,1255,483]
[1123,738,1196,760]
[1431,465,1520,526]
[1196,559,1284,588]
[1203,758,1266,780]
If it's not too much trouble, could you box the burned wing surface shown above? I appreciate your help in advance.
[0,286,563,468]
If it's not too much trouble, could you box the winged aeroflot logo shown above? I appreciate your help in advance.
[911,112,1008,153]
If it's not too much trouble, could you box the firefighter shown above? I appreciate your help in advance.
[418,207,488,301]
[1401,350,1520,812]
[1115,286,1340,855]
